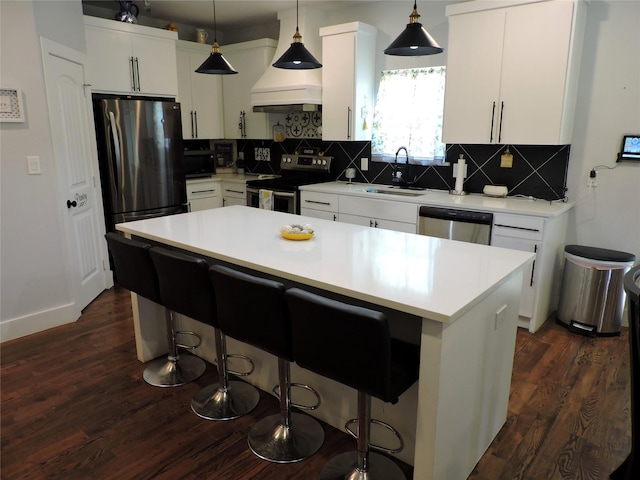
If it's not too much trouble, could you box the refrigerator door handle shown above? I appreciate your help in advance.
[108,111,122,195]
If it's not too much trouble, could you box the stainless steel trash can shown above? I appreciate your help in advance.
[557,245,636,336]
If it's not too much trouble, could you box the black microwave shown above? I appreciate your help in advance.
[183,150,216,178]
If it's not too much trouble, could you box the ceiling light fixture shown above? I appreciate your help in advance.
[195,0,238,75]
[384,1,444,56]
[272,0,322,70]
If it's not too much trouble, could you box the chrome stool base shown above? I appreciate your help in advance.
[248,412,325,463]
[319,451,406,480]
[143,353,206,388]
[191,381,259,421]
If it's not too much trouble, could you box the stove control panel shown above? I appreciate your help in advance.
[281,154,332,172]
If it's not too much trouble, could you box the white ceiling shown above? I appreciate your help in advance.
[82,0,402,31]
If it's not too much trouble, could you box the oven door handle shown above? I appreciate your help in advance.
[272,191,295,198]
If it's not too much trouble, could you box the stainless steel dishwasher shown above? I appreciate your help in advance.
[418,206,493,245]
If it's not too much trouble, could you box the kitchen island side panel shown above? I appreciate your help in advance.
[415,272,522,479]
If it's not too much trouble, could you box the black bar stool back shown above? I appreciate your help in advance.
[286,288,420,480]
[210,265,324,463]
[149,248,259,420]
[105,232,161,304]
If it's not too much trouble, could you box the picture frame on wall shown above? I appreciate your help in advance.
[0,88,25,123]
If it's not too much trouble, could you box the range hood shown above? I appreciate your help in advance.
[251,7,325,112]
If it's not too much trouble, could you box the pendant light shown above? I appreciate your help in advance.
[272,0,322,70]
[196,0,237,74]
[384,1,444,56]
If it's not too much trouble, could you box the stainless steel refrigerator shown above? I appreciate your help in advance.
[93,96,187,232]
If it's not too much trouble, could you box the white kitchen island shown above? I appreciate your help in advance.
[116,205,534,480]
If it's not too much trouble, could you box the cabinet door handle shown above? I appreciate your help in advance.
[134,57,141,92]
[530,244,538,287]
[239,111,246,138]
[304,200,331,206]
[489,101,496,143]
[498,101,504,143]
[130,57,136,92]
[192,189,216,194]
[369,219,374,227]
[333,214,337,221]
[347,107,352,139]
[225,189,244,194]
[190,111,195,138]
[493,223,541,233]
[194,111,198,138]
[374,220,379,228]
[67,199,77,209]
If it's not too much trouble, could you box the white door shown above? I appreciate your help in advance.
[42,38,107,312]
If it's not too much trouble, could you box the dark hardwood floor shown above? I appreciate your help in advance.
[1,287,632,479]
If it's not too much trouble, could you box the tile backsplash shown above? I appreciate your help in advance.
[238,139,570,201]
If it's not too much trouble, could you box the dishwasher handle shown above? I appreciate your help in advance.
[419,206,493,226]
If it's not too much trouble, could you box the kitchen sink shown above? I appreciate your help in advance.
[362,188,426,197]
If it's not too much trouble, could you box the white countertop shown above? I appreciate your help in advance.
[116,206,534,323]
[186,173,279,184]
[300,181,573,218]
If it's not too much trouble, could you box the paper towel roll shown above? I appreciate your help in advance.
[454,158,466,193]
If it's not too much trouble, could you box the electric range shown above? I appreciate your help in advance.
[246,149,333,214]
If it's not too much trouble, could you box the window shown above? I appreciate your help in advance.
[371,67,446,165]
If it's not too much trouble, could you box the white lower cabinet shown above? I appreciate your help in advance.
[339,196,418,234]
[491,212,568,333]
[187,178,222,212]
[339,214,416,233]
[300,191,339,221]
[221,181,247,207]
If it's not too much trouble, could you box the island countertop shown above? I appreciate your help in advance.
[116,205,534,323]
[115,205,536,479]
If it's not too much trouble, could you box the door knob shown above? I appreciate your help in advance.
[67,200,77,208]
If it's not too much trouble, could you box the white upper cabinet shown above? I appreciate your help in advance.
[221,39,277,139]
[442,0,586,145]
[320,22,376,141]
[176,41,224,139]
[84,16,178,97]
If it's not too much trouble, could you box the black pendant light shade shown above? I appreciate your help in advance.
[272,1,322,69]
[196,0,238,74]
[384,2,444,56]
[196,42,237,74]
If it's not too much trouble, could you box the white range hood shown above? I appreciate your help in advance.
[251,7,325,111]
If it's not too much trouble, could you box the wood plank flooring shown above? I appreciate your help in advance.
[1,286,632,479]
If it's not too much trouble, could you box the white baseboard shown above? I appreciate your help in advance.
[0,302,79,343]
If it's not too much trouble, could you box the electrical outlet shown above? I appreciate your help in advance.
[361,157,368,171]
[494,304,507,330]
[587,170,597,187]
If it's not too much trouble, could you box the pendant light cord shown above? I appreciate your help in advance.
[213,0,218,44]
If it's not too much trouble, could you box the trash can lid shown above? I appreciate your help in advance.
[565,245,636,262]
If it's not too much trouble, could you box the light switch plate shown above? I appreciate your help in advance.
[27,156,41,174]
[361,157,368,171]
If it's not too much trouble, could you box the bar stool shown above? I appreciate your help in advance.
[611,265,640,479]
[210,265,324,463]
[149,248,260,420]
[104,232,204,387]
[285,288,420,480]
